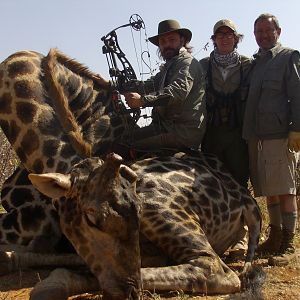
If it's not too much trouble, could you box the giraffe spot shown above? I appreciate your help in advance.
[57,161,69,173]
[16,147,27,163]
[0,92,12,114]
[143,180,156,189]
[176,210,190,220]
[219,202,229,212]
[72,86,93,110]
[6,51,40,61]
[7,60,35,78]
[61,143,76,159]
[212,203,220,215]
[204,208,212,219]
[205,187,221,199]
[157,179,175,192]
[3,210,21,232]
[11,188,34,207]
[58,73,67,86]
[46,157,55,168]
[20,205,46,231]
[33,159,44,173]
[66,74,80,97]
[21,129,40,155]
[38,116,61,136]
[0,120,21,145]
[169,202,181,210]
[16,102,37,124]
[43,139,59,157]
[14,79,42,99]
[16,168,31,185]
[222,212,229,222]
[6,232,19,244]
[174,196,186,206]
[184,222,198,231]
[156,223,174,235]
[229,198,241,211]
[169,173,192,184]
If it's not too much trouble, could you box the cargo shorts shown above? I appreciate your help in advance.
[248,138,299,197]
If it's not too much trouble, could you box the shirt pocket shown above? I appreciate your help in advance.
[256,110,288,135]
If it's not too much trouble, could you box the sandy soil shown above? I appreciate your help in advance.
[0,250,299,300]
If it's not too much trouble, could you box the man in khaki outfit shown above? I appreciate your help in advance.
[123,19,206,152]
[243,13,300,266]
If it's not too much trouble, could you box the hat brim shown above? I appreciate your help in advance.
[148,28,192,46]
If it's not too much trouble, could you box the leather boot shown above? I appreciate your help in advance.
[268,227,297,266]
[256,224,282,256]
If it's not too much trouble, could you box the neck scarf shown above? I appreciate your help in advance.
[213,49,239,68]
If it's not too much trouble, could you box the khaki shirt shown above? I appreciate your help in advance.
[142,49,207,149]
[243,43,300,140]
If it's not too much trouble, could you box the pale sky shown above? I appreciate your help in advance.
[1,0,299,80]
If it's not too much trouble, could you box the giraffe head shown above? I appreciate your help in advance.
[29,154,142,300]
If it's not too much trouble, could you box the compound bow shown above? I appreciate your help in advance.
[101,14,151,120]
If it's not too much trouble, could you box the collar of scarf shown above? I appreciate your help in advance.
[213,49,240,68]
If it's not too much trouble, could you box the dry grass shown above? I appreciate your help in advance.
[0,128,19,196]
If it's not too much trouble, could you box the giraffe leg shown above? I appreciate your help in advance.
[0,251,85,275]
[141,255,240,294]
[30,268,99,300]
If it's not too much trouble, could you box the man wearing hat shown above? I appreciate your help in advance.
[122,19,206,153]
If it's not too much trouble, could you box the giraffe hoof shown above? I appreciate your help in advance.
[0,251,15,275]
[30,285,68,300]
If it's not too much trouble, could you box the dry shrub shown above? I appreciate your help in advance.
[0,128,19,191]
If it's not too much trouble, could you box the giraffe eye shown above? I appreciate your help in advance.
[84,208,101,229]
[85,212,97,226]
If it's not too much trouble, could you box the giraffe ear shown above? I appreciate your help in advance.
[28,173,71,199]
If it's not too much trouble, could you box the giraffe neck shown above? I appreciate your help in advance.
[0,49,117,174]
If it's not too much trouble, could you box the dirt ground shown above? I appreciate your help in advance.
[0,253,299,300]
[0,217,299,300]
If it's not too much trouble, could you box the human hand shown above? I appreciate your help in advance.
[288,131,300,152]
[123,92,143,108]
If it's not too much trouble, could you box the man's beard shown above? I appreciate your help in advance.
[161,47,180,61]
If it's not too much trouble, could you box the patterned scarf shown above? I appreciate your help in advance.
[213,49,239,68]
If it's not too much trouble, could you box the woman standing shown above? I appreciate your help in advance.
[200,19,253,259]
[200,19,252,189]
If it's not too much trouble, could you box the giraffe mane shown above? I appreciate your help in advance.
[53,48,101,82]
[44,48,92,158]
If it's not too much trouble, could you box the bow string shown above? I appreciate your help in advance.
[101,14,154,122]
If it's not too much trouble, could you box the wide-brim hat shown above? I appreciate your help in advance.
[213,19,238,34]
[148,19,192,46]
